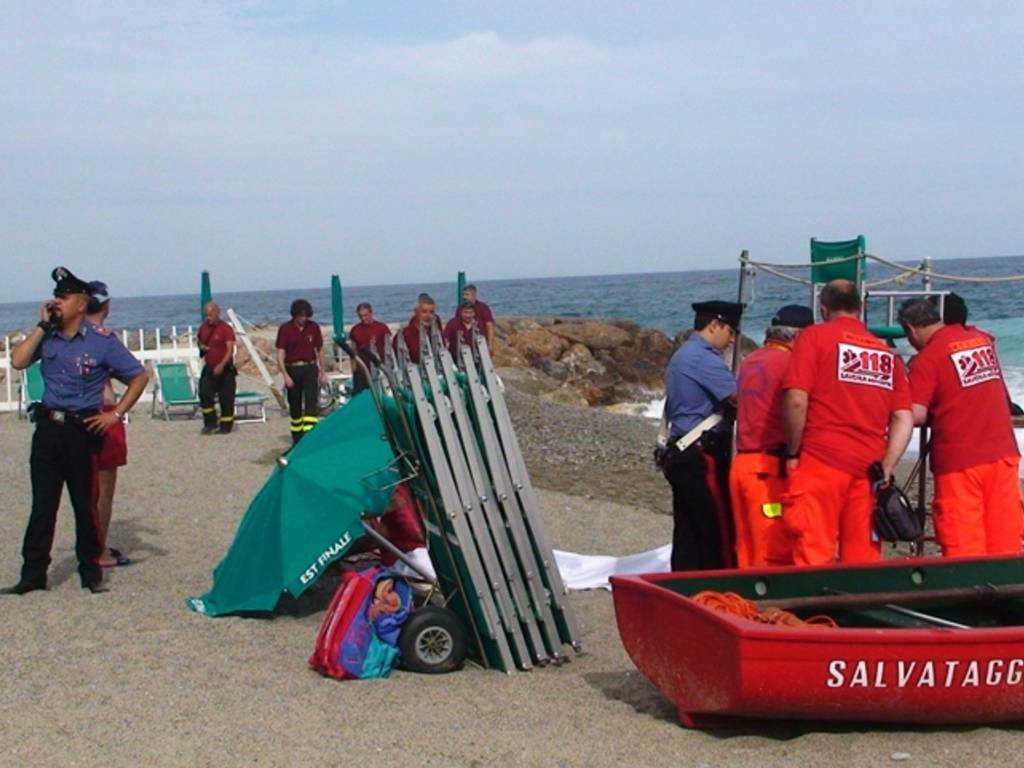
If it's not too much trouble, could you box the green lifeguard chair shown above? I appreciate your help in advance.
[810,235,906,342]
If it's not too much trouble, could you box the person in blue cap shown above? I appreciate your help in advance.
[661,300,742,571]
[2,268,149,595]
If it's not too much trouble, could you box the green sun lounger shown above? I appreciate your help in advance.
[18,361,44,419]
[151,361,268,423]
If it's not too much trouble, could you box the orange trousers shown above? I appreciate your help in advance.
[933,456,1023,557]
[729,452,794,568]
[782,453,880,566]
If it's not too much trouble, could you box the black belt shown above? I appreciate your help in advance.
[32,405,100,425]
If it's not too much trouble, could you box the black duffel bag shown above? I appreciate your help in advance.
[869,462,923,543]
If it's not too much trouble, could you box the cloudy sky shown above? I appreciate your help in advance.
[3,1,1022,300]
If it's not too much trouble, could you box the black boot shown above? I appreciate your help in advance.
[81,578,108,594]
[1,579,47,595]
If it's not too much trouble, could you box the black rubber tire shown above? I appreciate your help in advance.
[398,606,467,674]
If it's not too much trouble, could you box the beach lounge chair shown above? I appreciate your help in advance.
[151,361,268,424]
[17,361,44,419]
[151,362,201,420]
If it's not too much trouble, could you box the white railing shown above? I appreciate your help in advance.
[0,326,200,413]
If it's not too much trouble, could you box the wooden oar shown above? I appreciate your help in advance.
[759,583,1024,613]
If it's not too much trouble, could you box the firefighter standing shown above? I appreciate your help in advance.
[662,301,742,571]
[730,304,813,568]
[782,279,914,565]
[443,302,478,356]
[347,302,391,395]
[2,268,148,595]
[898,298,1022,556]
[276,299,328,443]
[197,302,237,434]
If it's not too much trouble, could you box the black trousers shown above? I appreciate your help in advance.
[199,364,236,432]
[351,369,370,396]
[286,364,320,443]
[663,433,735,571]
[22,417,103,586]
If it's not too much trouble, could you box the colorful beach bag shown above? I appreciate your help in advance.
[309,567,413,680]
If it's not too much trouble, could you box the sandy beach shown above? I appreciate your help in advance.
[1,401,1021,768]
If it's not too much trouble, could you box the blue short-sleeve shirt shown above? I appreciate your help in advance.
[665,334,737,437]
[33,321,146,411]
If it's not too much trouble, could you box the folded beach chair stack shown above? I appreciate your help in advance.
[378,328,581,672]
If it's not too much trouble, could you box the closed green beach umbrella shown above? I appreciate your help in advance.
[200,270,212,322]
[331,273,345,343]
[186,394,399,616]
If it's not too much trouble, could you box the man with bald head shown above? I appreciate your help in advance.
[781,279,914,565]
[197,301,237,434]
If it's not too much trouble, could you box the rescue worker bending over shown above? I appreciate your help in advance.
[662,301,742,571]
[276,299,328,444]
[197,302,237,434]
[730,304,813,568]
[898,298,1022,556]
[782,279,913,565]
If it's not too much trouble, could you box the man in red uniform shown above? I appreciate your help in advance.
[443,302,478,356]
[898,298,1022,556]
[782,280,914,565]
[276,299,327,443]
[197,302,237,435]
[730,304,813,568]
[461,284,494,349]
[347,302,391,395]
[397,295,439,364]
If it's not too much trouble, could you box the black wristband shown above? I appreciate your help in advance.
[37,320,53,333]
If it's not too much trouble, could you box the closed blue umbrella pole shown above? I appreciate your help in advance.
[200,270,212,322]
[331,274,345,342]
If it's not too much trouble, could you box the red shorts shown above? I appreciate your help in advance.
[97,405,128,470]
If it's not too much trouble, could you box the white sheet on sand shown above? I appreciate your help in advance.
[554,545,672,591]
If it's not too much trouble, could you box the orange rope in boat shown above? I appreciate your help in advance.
[692,591,838,628]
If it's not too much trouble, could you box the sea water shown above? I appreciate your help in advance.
[3,255,1022,401]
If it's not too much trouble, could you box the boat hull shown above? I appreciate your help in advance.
[611,556,1024,727]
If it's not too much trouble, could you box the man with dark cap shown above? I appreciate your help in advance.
[782,279,913,565]
[729,304,813,568]
[661,300,742,571]
[85,281,132,568]
[3,268,148,595]
[898,298,1021,557]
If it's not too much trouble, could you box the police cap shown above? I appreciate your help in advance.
[691,300,743,330]
[51,266,92,297]
[771,304,814,328]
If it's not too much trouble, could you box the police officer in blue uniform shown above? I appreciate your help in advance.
[662,301,742,571]
[2,268,149,595]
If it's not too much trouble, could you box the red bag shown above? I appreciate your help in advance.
[308,568,378,679]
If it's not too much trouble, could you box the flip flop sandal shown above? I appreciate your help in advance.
[101,548,133,568]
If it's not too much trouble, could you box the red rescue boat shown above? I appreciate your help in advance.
[611,555,1024,728]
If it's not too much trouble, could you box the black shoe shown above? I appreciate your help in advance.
[1,580,47,595]
[218,428,232,435]
[201,425,217,435]
[82,581,109,594]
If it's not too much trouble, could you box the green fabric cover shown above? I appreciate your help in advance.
[186,393,399,616]
[156,362,198,404]
[810,236,866,285]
